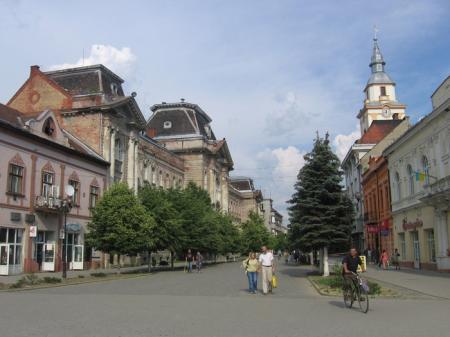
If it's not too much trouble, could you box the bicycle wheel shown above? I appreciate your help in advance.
[357,287,369,313]
[343,285,354,308]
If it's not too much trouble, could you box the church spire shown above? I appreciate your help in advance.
[369,37,386,73]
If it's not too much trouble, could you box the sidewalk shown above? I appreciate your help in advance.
[365,264,450,299]
[0,260,220,285]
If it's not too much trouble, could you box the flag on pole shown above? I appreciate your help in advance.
[415,172,426,182]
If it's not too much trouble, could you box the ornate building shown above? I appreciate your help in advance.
[228,177,263,223]
[342,36,408,251]
[8,65,184,191]
[147,101,233,211]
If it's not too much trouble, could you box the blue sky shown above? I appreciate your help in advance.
[1,0,449,221]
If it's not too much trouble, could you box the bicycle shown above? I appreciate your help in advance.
[343,272,369,313]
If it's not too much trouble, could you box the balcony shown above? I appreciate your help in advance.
[35,195,63,213]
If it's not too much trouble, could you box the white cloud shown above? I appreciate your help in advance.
[48,45,137,77]
[332,124,361,161]
[251,146,307,223]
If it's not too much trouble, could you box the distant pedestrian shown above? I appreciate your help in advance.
[284,251,289,264]
[195,251,203,273]
[243,252,259,294]
[381,250,389,270]
[372,249,380,266]
[185,249,193,273]
[258,246,275,295]
[392,248,401,270]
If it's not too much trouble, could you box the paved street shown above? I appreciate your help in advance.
[1,262,450,337]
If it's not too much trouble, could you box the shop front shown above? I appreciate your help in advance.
[65,223,84,270]
[393,207,436,270]
[0,227,24,275]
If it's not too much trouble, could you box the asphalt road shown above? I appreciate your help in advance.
[1,261,449,337]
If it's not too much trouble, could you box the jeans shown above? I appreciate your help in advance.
[247,271,257,292]
[187,261,193,272]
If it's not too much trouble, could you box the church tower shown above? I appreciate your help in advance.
[357,36,406,135]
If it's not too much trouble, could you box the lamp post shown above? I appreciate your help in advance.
[62,185,74,279]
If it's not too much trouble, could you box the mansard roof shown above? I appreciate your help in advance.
[44,64,125,97]
[148,101,214,139]
[230,176,255,191]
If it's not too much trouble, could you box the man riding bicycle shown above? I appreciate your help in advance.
[342,248,365,289]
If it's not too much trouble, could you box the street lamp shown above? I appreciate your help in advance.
[62,185,74,279]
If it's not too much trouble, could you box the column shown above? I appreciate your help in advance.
[134,140,139,192]
[127,137,135,188]
[435,209,450,270]
[110,128,116,182]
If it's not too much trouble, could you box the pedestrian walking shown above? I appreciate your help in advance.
[381,249,389,270]
[185,249,194,273]
[391,248,401,270]
[195,251,203,273]
[258,246,275,295]
[243,252,259,294]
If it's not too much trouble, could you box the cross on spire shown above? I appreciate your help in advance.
[373,25,379,40]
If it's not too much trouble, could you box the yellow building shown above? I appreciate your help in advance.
[384,76,450,271]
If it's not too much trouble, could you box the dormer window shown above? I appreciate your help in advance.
[111,83,119,96]
[43,118,56,137]
[163,121,172,129]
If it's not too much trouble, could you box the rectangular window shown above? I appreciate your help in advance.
[427,230,436,262]
[89,186,99,209]
[8,164,24,195]
[42,172,54,197]
[68,180,80,206]
[399,233,406,260]
[380,86,386,96]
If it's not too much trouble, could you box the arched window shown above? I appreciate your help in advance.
[394,172,401,201]
[43,118,56,137]
[422,156,430,185]
[407,165,414,196]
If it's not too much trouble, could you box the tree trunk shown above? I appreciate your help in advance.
[319,248,324,273]
[309,251,314,266]
[170,251,174,270]
[147,250,152,273]
[322,247,330,277]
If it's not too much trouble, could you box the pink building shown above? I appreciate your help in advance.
[0,104,109,275]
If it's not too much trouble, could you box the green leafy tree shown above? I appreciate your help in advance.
[288,133,354,275]
[86,183,155,257]
[240,211,271,254]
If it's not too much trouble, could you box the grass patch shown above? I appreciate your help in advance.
[42,277,62,284]
[90,272,108,278]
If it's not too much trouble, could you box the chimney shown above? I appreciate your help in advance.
[30,65,40,76]
[146,128,157,138]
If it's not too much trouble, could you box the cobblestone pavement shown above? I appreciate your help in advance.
[1,262,449,337]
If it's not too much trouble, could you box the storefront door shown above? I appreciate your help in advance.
[412,231,420,269]
[66,233,83,270]
[0,244,8,275]
[36,231,55,272]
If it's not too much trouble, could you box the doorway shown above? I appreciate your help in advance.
[65,233,83,270]
[412,231,420,269]
[35,231,55,271]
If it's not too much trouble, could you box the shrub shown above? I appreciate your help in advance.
[78,275,85,278]
[90,272,107,278]
[368,281,381,295]
[24,273,40,285]
[10,279,26,289]
[42,277,62,284]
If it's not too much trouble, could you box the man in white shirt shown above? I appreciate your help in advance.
[258,246,275,294]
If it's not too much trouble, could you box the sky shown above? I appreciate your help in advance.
[1,0,449,222]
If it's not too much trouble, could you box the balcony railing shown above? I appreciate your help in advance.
[35,195,63,212]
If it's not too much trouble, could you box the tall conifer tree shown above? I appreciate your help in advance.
[288,133,354,275]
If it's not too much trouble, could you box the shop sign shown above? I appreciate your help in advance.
[402,218,423,231]
[29,225,37,238]
[380,229,390,237]
[380,219,390,230]
[367,225,379,233]
[66,223,81,232]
